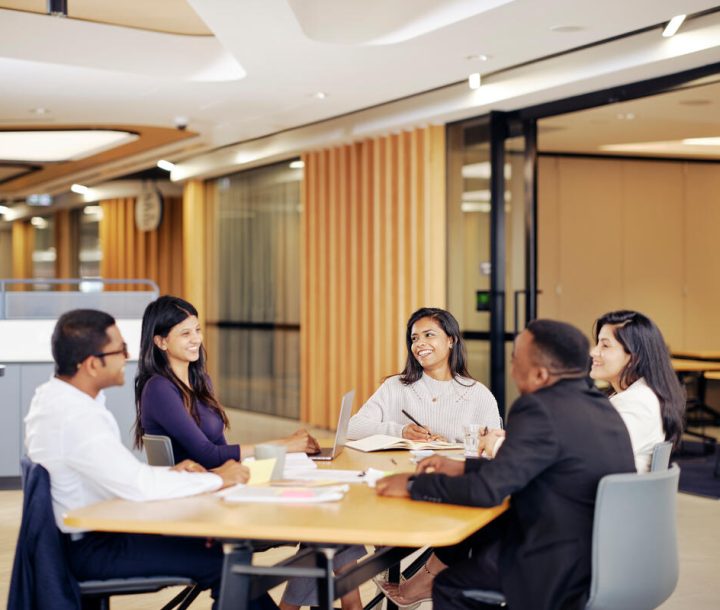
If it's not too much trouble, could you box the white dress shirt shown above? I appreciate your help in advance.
[347,374,500,442]
[609,377,665,473]
[25,377,222,533]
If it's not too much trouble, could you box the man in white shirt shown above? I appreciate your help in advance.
[25,309,277,609]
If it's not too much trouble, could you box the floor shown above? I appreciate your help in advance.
[1,411,718,609]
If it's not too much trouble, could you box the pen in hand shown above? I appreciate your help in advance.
[401,409,427,430]
[401,409,435,441]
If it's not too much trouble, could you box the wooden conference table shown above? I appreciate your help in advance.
[65,448,509,610]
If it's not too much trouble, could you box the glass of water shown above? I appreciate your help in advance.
[463,423,483,457]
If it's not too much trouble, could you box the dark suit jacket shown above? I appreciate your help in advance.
[8,457,81,610]
[411,377,636,610]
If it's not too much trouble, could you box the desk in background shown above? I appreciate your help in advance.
[671,358,720,453]
[66,449,509,610]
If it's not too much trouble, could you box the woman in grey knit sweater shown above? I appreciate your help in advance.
[348,307,500,442]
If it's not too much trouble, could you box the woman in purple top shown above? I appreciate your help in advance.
[134,295,363,610]
[133,295,320,465]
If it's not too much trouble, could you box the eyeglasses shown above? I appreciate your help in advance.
[93,342,129,360]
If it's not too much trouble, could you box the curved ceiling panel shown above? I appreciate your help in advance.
[286,0,516,45]
[0,0,213,36]
[0,10,244,81]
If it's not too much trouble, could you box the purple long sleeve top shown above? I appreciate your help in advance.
[140,375,240,468]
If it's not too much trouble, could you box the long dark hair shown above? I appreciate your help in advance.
[593,310,685,446]
[398,307,473,385]
[133,295,228,449]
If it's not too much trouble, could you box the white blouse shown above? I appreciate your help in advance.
[347,373,500,442]
[610,378,665,473]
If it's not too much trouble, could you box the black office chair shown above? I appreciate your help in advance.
[9,457,200,610]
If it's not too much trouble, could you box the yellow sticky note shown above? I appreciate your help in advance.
[244,458,276,486]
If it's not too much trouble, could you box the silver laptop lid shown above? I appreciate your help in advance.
[311,389,355,460]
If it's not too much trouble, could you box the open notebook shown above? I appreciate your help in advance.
[345,434,463,453]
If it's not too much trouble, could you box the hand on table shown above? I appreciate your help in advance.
[415,455,464,477]
[284,428,321,455]
[375,473,412,498]
[171,459,207,473]
[212,459,250,488]
[479,428,505,458]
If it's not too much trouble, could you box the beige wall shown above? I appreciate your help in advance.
[538,155,719,349]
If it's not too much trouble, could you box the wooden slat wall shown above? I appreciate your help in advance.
[54,208,78,283]
[99,196,183,296]
[301,125,446,428]
[182,180,208,329]
[11,220,33,282]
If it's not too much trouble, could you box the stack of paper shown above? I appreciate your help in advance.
[283,452,318,479]
[222,485,349,504]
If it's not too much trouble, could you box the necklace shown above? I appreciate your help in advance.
[422,376,454,402]
[410,375,474,404]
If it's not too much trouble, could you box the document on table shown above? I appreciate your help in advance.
[241,457,276,486]
[221,485,349,504]
[345,434,463,452]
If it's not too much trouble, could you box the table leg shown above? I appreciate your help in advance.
[218,542,253,610]
[316,547,336,610]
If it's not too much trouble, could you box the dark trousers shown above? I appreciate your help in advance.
[67,532,277,610]
[432,514,506,610]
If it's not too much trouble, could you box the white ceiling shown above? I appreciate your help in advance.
[1,0,719,197]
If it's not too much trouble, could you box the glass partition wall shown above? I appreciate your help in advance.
[209,161,302,418]
[447,114,536,417]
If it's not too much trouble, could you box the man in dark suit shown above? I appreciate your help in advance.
[376,319,636,610]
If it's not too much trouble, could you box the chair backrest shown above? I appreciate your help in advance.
[585,465,680,610]
[650,440,673,471]
[143,434,176,466]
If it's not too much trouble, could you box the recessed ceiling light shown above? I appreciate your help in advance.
[662,14,686,38]
[616,112,635,120]
[157,159,176,172]
[466,54,491,62]
[682,137,720,146]
[312,92,328,99]
[0,130,138,162]
[289,160,305,169]
[71,184,89,195]
[679,99,711,106]
[468,73,482,90]
[549,25,584,33]
[30,107,49,115]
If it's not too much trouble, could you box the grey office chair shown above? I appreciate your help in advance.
[650,440,673,471]
[463,465,681,610]
[143,434,176,466]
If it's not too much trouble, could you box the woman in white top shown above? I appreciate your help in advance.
[589,310,685,473]
[347,307,501,442]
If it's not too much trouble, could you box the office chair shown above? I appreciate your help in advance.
[650,440,673,471]
[9,457,200,610]
[143,433,176,466]
[462,465,680,610]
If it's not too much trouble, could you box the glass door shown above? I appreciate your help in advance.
[447,113,537,416]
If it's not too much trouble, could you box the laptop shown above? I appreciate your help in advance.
[310,390,355,461]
